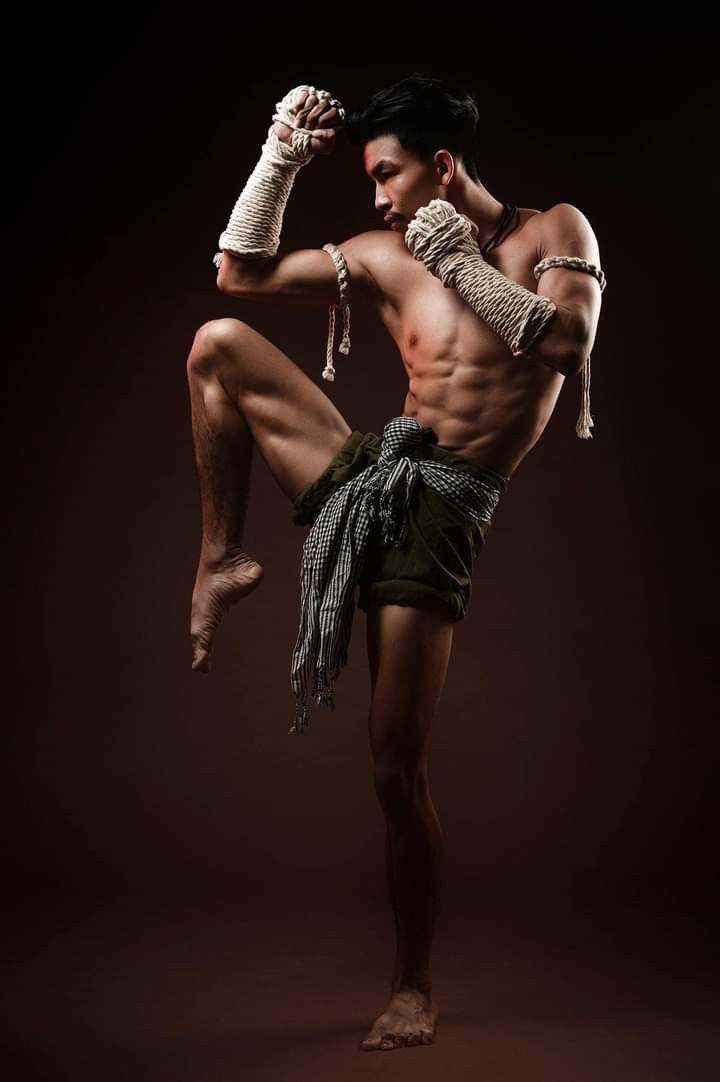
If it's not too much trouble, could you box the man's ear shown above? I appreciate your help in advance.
[433,149,455,185]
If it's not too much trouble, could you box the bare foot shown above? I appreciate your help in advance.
[190,550,264,671]
[359,988,439,1051]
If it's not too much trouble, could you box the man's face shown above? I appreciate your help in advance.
[363,134,450,233]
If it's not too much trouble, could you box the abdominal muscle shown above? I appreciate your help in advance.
[370,222,565,480]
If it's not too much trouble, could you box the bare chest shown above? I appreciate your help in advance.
[363,208,566,475]
[372,210,543,361]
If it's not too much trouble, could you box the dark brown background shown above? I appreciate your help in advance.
[4,13,719,1081]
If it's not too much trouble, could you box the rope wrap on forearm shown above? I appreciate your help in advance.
[405,198,607,440]
[211,85,319,268]
[405,198,558,356]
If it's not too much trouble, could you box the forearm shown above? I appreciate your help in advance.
[211,85,316,272]
[405,198,584,374]
[508,294,586,376]
[436,246,569,366]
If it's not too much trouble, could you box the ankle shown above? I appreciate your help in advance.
[200,544,252,569]
[392,976,433,999]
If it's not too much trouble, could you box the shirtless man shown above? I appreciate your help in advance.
[187,76,603,1052]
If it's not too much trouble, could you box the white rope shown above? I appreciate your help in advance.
[320,242,351,381]
[211,84,323,269]
[405,199,607,440]
[210,92,606,440]
[533,255,606,438]
[211,85,354,383]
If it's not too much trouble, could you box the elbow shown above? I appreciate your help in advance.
[215,251,277,297]
[544,311,590,378]
[217,268,250,297]
[564,348,590,379]
[518,334,580,377]
[215,252,235,294]
[560,310,595,377]
[561,320,595,378]
[554,343,588,378]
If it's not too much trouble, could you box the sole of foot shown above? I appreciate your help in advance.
[190,553,264,672]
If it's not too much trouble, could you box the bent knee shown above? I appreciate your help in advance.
[188,318,251,374]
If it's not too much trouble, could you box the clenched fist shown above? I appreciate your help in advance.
[272,85,345,156]
[404,198,481,267]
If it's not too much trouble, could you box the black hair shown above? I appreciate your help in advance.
[345,72,482,182]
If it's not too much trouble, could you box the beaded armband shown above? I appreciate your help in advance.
[532,255,607,440]
[321,242,351,382]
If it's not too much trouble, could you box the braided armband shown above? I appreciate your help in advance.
[533,255,607,439]
[320,242,351,382]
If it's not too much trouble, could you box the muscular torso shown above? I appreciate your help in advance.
[362,208,563,478]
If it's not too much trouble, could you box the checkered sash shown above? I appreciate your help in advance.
[289,415,505,735]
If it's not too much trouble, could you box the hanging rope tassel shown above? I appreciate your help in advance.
[321,242,351,382]
[576,355,594,439]
[533,255,606,441]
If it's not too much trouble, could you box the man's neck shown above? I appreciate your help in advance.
[449,177,506,251]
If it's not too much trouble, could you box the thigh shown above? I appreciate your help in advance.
[357,484,484,624]
[195,317,353,502]
[366,603,455,769]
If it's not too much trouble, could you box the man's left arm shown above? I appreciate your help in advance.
[403,198,605,379]
[525,203,604,377]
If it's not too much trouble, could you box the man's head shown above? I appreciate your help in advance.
[345,72,482,232]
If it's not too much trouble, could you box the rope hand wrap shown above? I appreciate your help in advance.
[211,84,322,269]
[404,199,558,355]
[404,198,607,440]
[320,242,351,382]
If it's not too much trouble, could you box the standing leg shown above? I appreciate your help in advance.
[360,602,454,1052]
[186,317,352,671]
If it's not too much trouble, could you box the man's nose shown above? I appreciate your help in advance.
[374,186,390,212]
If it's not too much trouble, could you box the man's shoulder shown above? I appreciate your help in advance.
[337,230,407,301]
[339,229,403,261]
[525,203,600,264]
[527,203,596,240]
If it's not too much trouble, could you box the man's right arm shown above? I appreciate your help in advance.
[216,233,381,307]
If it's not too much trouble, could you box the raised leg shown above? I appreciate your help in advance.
[186,317,352,671]
[360,602,454,1051]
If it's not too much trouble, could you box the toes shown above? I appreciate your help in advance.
[359,1036,383,1051]
[190,646,210,672]
[361,1023,434,1051]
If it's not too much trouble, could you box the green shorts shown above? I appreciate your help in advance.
[289,428,509,623]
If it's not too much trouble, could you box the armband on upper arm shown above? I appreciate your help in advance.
[532,254,608,440]
[320,242,351,382]
[533,255,607,293]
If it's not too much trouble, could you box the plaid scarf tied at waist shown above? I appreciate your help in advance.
[289,415,505,737]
